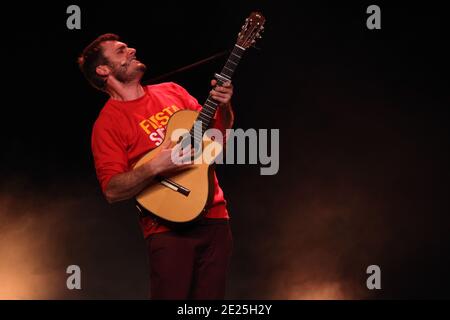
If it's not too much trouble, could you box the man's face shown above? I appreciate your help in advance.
[100,40,147,83]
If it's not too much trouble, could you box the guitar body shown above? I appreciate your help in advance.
[133,109,221,223]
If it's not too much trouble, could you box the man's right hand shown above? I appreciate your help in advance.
[145,142,195,176]
[104,141,195,203]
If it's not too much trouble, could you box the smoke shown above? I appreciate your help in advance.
[0,175,149,299]
[3,171,382,300]
[1,136,446,300]
[231,171,393,299]
[225,111,400,299]
[0,181,66,299]
[268,184,386,300]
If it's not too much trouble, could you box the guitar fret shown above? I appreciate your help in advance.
[205,99,217,105]
[202,110,214,117]
[228,58,240,65]
[198,118,211,125]
[203,105,216,113]
[223,68,235,75]
[205,102,218,109]
[224,62,236,70]
[203,110,213,114]
[198,113,209,119]
[204,102,216,109]
[198,116,210,123]
[222,70,232,78]
[229,57,240,64]
[229,58,240,65]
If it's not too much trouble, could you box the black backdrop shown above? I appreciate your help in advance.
[0,1,449,299]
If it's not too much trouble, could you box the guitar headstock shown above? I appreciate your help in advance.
[236,12,265,49]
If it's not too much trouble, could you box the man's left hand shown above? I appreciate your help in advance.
[210,79,233,106]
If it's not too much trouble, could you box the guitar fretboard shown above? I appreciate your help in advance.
[189,45,246,141]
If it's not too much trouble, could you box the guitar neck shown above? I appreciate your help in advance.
[190,44,246,138]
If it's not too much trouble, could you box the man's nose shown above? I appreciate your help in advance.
[128,48,136,57]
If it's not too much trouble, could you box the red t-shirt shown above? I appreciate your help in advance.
[91,82,229,238]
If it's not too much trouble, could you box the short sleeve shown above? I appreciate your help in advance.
[91,113,128,193]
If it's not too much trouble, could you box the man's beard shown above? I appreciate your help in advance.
[112,60,147,83]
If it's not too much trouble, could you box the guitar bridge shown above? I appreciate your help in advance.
[156,176,190,197]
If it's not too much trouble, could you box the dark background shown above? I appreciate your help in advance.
[0,1,449,299]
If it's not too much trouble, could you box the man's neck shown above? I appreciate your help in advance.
[106,79,145,102]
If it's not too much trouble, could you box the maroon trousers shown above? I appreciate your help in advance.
[146,219,233,299]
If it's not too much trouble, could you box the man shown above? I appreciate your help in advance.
[78,33,234,299]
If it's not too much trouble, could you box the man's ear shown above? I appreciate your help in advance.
[96,65,110,77]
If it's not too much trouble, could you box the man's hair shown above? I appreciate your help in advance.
[78,33,120,91]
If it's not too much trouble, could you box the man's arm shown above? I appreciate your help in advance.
[104,161,156,203]
[104,144,192,203]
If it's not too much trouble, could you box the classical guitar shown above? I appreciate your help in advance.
[134,12,265,223]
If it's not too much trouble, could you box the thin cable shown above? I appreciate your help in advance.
[144,50,230,84]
